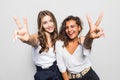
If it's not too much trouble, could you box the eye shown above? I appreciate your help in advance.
[50,19,53,22]
[65,26,69,30]
[43,21,47,25]
[71,25,74,28]
[71,24,77,28]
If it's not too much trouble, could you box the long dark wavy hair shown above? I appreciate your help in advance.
[37,10,58,53]
[58,15,83,47]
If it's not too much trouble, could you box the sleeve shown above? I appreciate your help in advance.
[55,40,67,73]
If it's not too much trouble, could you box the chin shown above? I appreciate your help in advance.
[49,31,54,34]
[50,30,54,33]
[69,37,75,39]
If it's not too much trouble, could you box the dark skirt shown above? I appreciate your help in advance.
[34,61,63,80]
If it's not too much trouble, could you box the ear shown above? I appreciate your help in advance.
[78,26,82,32]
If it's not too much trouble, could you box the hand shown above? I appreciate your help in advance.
[87,13,104,39]
[13,16,30,42]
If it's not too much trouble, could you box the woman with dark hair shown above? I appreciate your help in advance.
[56,14,104,80]
[13,10,62,80]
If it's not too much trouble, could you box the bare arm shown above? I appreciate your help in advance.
[84,13,104,49]
[83,33,93,49]
[26,34,39,47]
[13,16,39,47]
[79,36,93,49]
[62,72,69,80]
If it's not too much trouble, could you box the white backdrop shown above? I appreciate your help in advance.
[0,0,120,80]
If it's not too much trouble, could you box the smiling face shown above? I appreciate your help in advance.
[37,10,58,53]
[65,20,81,39]
[41,15,55,34]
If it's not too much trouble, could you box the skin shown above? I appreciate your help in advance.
[84,13,104,49]
[65,20,81,40]
[13,15,55,48]
[65,20,81,55]
[41,15,55,48]
[42,15,55,34]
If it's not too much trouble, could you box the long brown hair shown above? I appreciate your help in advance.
[37,10,58,53]
[58,15,83,47]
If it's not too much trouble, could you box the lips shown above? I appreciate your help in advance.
[47,27,54,32]
[67,31,75,37]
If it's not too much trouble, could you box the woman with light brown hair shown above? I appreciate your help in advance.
[13,10,63,80]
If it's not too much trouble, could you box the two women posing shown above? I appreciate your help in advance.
[13,10,104,80]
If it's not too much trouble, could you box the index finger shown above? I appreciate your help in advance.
[86,14,93,28]
[23,17,28,30]
[13,16,22,29]
[95,12,104,26]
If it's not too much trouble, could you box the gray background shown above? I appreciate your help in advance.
[0,0,120,80]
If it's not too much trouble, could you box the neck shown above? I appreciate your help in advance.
[45,32,51,41]
[45,32,52,47]
[66,37,79,48]
[69,37,79,43]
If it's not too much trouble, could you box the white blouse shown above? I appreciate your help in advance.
[32,46,56,69]
[56,40,92,74]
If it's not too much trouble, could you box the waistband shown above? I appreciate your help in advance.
[36,61,57,71]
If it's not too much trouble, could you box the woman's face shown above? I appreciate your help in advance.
[65,20,81,39]
[41,15,55,33]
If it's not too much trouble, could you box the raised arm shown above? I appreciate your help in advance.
[13,16,39,47]
[84,13,104,49]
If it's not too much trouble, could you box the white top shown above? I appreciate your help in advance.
[32,46,56,69]
[56,40,92,74]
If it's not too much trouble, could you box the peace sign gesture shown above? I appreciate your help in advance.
[87,13,104,39]
[13,16,30,42]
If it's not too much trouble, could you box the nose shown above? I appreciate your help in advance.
[48,22,52,27]
[68,27,72,31]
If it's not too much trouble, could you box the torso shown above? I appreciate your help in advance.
[32,46,56,68]
[65,40,79,55]
[56,40,91,74]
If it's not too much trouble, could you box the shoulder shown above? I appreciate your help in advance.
[55,40,64,53]
[56,40,64,45]
[55,40,64,48]
[79,36,85,44]
[32,33,39,42]
[30,33,40,47]
[31,33,38,38]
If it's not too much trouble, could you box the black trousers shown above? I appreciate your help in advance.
[70,67,100,80]
[34,61,63,80]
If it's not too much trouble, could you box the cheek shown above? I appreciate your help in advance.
[42,24,47,29]
[74,28,80,34]
[65,29,68,34]
[76,27,81,33]
[52,22,54,26]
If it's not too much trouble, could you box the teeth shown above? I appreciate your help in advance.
[48,27,52,30]
[49,27,53,29]
[69,31,74,35]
